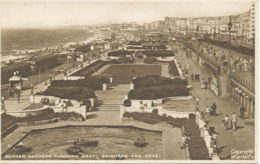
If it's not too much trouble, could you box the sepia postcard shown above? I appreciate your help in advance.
[0,0,257,163]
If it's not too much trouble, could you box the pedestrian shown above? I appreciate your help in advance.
[191,73,194,81]
[231,112,237,131]
[223,114,230,129]
[17,90,21,103]
[240,106,246,119]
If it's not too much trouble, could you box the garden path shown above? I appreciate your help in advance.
[161,64,171,78]
[95,85,129,111]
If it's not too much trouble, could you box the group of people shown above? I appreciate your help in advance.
[222,106,246,131]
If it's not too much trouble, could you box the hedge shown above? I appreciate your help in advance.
[108,50,133,57]
[123,112,210,160]
[36,86,95,101]
[71,60,106,77]
[128,84,189,100]
[132,75,188,89]
[144,57,157,64]
[143,50,174,57]
[51,75,110,90]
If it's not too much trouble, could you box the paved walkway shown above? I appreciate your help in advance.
[161,64,171,78]
[174,44,255,159]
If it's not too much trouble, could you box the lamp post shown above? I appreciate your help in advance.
[227,16,232,75]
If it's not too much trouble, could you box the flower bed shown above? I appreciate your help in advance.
[132,75,188,89]
[128,85,189,100]
[36,86,95,102]
[123,112,210,159]
[51,75,110,90]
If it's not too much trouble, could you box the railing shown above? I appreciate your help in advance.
[183,40,255,94]
[229,71,255,94]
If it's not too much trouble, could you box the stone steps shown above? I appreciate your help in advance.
[96,104,121,111]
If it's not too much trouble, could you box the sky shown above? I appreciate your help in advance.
[0,0,254,28]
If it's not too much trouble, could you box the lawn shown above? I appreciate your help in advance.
[101,64,162,84]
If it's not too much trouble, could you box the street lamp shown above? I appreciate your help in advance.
[227,16,232,75]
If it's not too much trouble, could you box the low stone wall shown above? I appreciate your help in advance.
[65,76,85,81]
[17,118,59,127]
[53,106,87,119]
[6,105,50,118]
[128,96,193,109]
[120,106,192,119]
[195,112,220,160]
[156,57,175,62]
[31,95,82,107]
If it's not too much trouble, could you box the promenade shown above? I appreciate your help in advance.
[175,45,255,159]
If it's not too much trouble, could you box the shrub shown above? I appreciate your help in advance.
[71,60,106,77]
[123,99,131,107]
[36,86,95,102]
[128,84,189,100]
[51,75,110,90]
[144,57,157,64]
[143,50,174,57]
[132,75,188,89]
